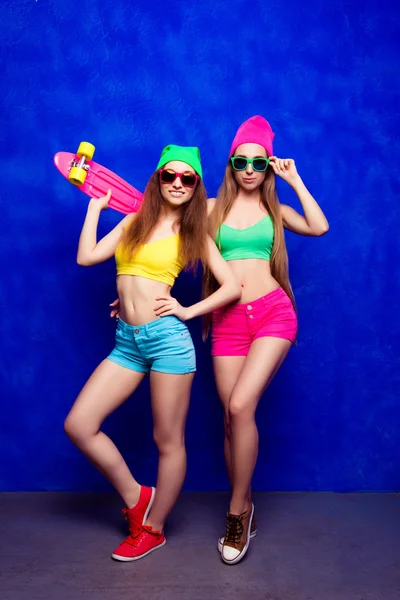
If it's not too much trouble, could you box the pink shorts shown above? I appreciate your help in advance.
[211,288,298,356]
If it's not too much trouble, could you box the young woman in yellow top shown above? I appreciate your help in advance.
[64,145,240,562]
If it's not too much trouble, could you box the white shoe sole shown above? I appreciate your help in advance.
[217,528,257,554]
[111,539,166,562]
[111,486,157,562]
[221,503,254,565]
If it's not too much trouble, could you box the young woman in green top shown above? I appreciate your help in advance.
[206,116,329,565]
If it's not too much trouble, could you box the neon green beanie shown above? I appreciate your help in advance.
[156,144,203,178]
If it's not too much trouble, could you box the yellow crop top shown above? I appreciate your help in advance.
[115,234,185,286]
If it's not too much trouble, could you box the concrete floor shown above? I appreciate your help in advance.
[1,492,399,600]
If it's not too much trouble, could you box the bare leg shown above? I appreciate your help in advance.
[228,338,291,515]
[64,359,146,508]
[145,371,194,531]
[213,356,246,490]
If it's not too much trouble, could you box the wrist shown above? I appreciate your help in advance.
[88,198,101,211]
[289,174,304,190]
[184,305,196,321]
[88,199,102,213]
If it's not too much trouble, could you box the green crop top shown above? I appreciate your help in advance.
[216,215,274,261]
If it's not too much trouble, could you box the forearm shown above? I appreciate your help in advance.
[77,202,102,265]
[185,281,240,320]
[291,176,329,233]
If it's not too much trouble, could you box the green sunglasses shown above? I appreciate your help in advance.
[230,156,270,172]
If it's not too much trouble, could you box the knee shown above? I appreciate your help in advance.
[153,428,184,455]
[229,396,255,422]
[64,413,93,446]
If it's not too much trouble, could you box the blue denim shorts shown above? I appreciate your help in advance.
[107,316,196,375]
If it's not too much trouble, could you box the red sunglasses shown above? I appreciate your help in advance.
[159,168,199,189]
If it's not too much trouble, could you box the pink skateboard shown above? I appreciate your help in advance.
[54,142,144,215]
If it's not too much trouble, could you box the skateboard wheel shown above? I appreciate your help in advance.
[68,166,87,186]
[76,142,95,161]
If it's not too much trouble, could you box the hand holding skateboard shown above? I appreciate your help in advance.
[54,142,144,215]
[89,188,112,211]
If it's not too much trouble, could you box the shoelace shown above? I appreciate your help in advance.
[124,525,158,547]
[225,513,244,545]
[122,508,142,538]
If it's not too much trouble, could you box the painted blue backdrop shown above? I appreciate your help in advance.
[1,0,399,492]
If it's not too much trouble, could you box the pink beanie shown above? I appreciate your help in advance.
[229,115,275,157]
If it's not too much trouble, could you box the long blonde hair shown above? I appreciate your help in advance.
[203,161,296,337]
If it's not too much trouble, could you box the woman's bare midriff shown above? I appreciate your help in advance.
[227,258,280,305]
[116,275,172,325]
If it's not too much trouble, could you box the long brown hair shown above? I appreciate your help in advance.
[203,161,296,336]
[120,171,208,271]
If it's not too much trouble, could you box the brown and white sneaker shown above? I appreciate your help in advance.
[221,503,254,565]
[217,511,257,553]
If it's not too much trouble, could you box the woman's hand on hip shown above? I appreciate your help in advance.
[154,296,189,321]
[109,298,120,320]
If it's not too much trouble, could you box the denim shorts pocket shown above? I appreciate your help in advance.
[164,321,189,337]
[167,330,191,346]
[115,322,126,341]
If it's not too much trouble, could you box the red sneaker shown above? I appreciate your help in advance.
[111,485,155,560]
[123,486,155,537]
[112,525,166,562]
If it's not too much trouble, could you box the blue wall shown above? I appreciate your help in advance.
[1,0,399,492]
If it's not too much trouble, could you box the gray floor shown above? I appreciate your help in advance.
[1,492,399,600]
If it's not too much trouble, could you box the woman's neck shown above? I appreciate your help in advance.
[235,187,261,203]
[158,203,183,231]
[160,202,183,219]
